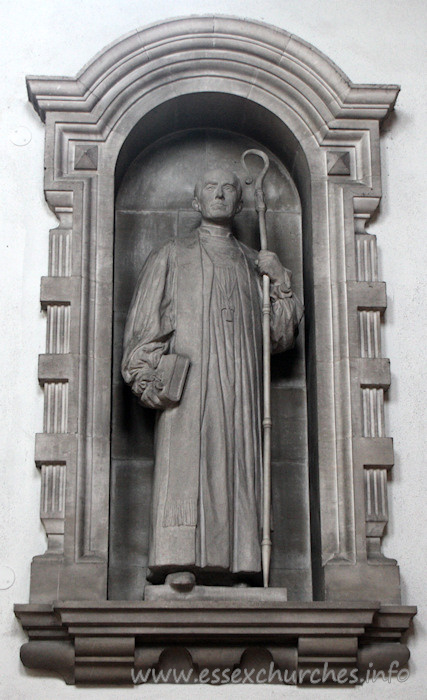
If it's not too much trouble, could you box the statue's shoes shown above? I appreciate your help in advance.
[165,571,196,592]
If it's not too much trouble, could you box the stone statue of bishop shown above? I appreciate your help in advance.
[122,168,303,590]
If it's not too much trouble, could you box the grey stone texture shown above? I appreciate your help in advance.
[15,15,416,684]
[111,132,309,598]
[15,601,415,685]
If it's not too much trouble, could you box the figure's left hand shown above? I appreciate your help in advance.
[256,250,292,288]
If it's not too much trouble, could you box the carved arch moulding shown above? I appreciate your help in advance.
[15,16,416,685]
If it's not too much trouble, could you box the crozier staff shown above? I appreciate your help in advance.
[242,148,273,587]
[122,167,303,591]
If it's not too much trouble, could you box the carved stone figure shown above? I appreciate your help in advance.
[122,168,303,588]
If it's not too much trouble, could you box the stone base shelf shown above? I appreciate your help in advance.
[15,601,415,685]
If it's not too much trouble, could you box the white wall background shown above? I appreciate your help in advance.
[1,1,425,698]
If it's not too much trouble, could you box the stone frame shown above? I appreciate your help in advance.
[15,16,416,684]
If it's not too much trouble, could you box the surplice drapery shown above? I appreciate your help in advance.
[122,228,303,581]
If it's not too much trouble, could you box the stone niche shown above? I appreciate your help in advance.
[15,16,416,685]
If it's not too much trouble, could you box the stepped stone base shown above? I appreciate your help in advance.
[144,583,288,602]
[15,601,416,685]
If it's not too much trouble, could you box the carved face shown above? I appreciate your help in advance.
[193,169,243,223]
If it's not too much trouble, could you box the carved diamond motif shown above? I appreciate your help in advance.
[74,144,98,170]
[327,150,351,176]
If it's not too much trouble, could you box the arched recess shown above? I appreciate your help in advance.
[25,16,402,605]
[110,104,311,601]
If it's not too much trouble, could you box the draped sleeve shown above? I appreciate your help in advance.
[236,239,304,355]
[269,277,304,354]
[121,240,184,409]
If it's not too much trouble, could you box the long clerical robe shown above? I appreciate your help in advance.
[122,227,302,581]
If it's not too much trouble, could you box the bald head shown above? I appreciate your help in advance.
[192,168,243,224]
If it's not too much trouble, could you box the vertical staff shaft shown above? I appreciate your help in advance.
[257,191,272,587]
[242,147,272,588]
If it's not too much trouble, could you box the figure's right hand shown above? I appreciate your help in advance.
[132,354,190,410]
[140,382,180,410]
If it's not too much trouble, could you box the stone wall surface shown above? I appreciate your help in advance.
[1,1,425,697]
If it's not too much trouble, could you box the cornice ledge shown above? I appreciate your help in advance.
[26,16,400,126]
[15,602,416,685]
